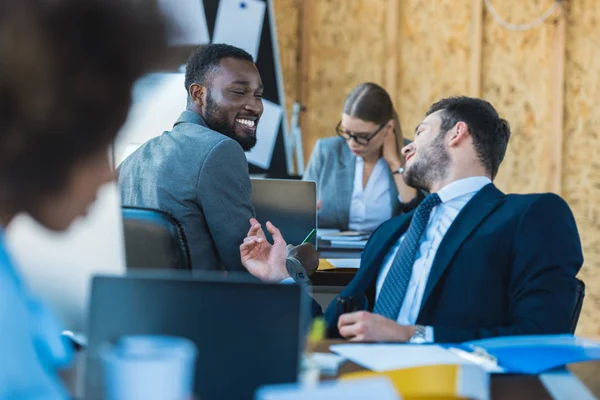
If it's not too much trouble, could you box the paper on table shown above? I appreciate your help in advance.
[317,229,341,238]
[158,0,210,46]
[245,99,282,169]
[326,258,361,269]
[212,0,266,61]
[256,377,399,400]
[329,344,472,372]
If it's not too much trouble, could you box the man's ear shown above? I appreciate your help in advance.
[448,121,469,147]
[189,83,206,108]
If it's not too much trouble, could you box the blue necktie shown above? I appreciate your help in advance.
[373,193,442,320]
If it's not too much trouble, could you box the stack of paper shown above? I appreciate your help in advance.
[318,231,370,249]
[330,344,489,400]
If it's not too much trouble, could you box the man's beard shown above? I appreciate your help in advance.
[403,133,451,192]
[203,94,257,151]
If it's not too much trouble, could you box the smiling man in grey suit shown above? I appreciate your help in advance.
[118,44,317,277]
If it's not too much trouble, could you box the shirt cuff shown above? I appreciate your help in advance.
[408,326,435,343]
[280,277,295,284]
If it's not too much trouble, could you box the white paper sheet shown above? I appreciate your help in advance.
[329,344,471,372]
[158,0,210,46]
[326,258,361,269]
[212,0,266,61]
[256,377,399,400]
[245,99,282,169]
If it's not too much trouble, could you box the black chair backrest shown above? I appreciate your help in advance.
[122,206,191,270]
[571,278,585,333]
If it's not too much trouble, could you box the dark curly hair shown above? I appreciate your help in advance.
[184,43,254,103]
[0,0,167,209]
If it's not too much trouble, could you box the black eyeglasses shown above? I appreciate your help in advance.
[335,121,387,145]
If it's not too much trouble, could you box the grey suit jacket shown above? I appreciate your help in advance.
[303,136,420,231]
[118,111,254,271]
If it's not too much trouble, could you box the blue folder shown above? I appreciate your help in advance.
[446,334,600,374]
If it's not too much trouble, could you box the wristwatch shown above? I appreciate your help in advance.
[409,325,427,344]
[392,167,405,175]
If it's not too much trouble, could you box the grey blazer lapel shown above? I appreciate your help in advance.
[335,144,355,230]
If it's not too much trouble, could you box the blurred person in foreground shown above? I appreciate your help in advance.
[0,0,166,397]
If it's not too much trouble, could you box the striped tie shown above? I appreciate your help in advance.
[373,193,442,320]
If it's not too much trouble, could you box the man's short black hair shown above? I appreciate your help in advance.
[184,43,254,92]
[426,96,511,180]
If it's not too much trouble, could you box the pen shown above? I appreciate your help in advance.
[301,228,317,244]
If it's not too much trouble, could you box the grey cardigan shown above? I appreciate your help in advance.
[303,136,420,231]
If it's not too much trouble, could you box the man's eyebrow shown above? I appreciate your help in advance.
[230,80,264,90]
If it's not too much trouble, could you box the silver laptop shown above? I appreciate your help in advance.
[250,179,317,246]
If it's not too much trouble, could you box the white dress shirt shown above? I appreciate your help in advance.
[375,176,492,342]
[348,157,394,232]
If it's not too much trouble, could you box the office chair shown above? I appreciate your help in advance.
[571,278,585,333]
[121,206,191,270]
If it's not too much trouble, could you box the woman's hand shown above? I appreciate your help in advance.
[382,129,403,171]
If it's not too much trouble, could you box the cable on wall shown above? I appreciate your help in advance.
[484,0,561,31]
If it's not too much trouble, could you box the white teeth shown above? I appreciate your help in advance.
[236,118,255,127]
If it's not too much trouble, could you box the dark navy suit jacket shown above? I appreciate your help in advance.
[324,183,584,342]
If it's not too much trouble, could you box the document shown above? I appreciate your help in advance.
[245,99,282,169]
[158,0,210,46]
[212,0,266,61]
[326,258,361,269]
[256,377,399,400]
[329,344,471,372]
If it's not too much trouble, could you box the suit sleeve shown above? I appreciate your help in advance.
[302,139,323,182]
[196,139,255,272]
[433,194,584,343]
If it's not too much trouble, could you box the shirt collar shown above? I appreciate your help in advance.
[436,176,492,203]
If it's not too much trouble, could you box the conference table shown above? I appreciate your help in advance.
[311,245,599,399]
[315,340,599,400]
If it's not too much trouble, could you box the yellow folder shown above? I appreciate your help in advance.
[341,364,489,400]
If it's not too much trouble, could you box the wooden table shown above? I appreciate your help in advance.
[314,340,599,400]
[311,268,356,286]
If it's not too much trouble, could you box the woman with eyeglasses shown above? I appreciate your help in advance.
[303,82,423,231]
[0,0,165,397]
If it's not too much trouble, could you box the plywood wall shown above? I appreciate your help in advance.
[271,0,300,120]
[396,0,472,138]
[303,0,389,161]
[563,0,600,338]
[273,0,600,338]
[481,0,556,194]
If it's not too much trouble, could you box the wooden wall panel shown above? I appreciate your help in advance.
[302,0,389,163]
[396,0,472,139]
[481,0,556,194]
[563,0,600,338]
[273,0,600,337]
[272,0,300,120]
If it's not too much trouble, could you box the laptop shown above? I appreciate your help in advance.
[85,272,309,400]
[250,179,317,246]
